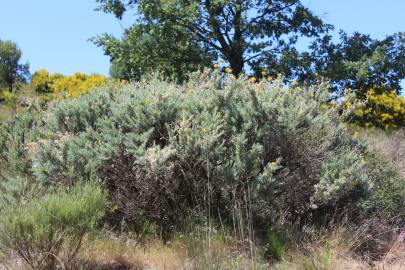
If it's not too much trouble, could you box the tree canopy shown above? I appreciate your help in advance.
[0,39,30,92]
[94,1,404,98]
[273,31,405,97]
[94,0,331,80]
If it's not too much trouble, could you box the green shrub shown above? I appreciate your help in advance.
[0,183,107,270]
[0,108,41,179]
[4,71,404,236]
[0,176,31,213]
[360,153,405,223]
[0,91,18,111]
[311,149,369,207]
[265,229,288,260]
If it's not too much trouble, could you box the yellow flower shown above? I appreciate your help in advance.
[225,67,233,74]
[271,161,277,167]
[249,77,257,83]
[213,63,219,69]
[219,57,225,62]
[355,109,364,117]
[230,74,236,79]
[261,70,267,76]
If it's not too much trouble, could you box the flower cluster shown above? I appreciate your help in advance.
[31,69,108,99]
[212,58,271,82]
[352,89,405,129]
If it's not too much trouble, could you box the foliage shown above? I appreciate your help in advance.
[265,228,290,260]
[0,107,41,179]
[0,39,30,92]
[311,149,368,208]
[50,72,108,98]
[0,91,18,110]
[109,58,132,81]
[360,153,405,222]
[95,25,214,82]
[0,183,107,270]
[21,71,402,237]
[275,31,405,97]
[94,0,330,80]
[350,89,405,130]
[31,69,63,94]
[363,128,405,177]
[0,176,31,213]
[29,70,108,99]
[94,1,403,97]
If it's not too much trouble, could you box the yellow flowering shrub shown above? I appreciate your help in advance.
[31,70,108,99]
[352,89,405,129]
[31,69,63,93]
[52,73,107,98]
[0,91,18,109]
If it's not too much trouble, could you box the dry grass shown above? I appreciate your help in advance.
[363,128,405,177]
[1,225,404,270]
[77,232,267,270]
[68,229,264,270]
[274,224,405,270]
[77,235,188,270]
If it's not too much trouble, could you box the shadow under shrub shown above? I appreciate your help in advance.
[0,183,107,270]
[18,71,405,236]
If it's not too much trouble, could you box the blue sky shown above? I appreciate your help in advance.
[0,0,404,79]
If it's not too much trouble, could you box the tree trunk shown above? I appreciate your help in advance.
[228,52,244,76]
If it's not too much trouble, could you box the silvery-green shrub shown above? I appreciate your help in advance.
[0,107,41,179]
[7,71,403,232]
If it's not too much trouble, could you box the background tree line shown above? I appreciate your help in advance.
[94,0,404,99]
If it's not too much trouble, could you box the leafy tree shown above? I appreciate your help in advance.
[272,31,405,97]
[0,39,30,92]
[109,59,131,80]
[94,0,331,80]
[95,24,213,82]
